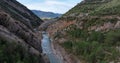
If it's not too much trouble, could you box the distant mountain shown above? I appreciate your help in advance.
[31,10,62,18]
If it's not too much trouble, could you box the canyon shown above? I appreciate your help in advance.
[0,0,120,63]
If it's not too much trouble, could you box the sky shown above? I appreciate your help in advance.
[17,0,82,14]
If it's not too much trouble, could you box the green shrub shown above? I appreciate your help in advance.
[61,41,73,52]
[72,41,105,63]
[105,29,120,46]
[83,17,118,29]
[88,31,104,42]
[61,40,120,63]
[67,28,82,38]
[0,39,42,63]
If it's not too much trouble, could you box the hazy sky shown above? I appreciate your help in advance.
[17,0,82,14]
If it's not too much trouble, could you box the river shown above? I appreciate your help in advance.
[41,31,62,63]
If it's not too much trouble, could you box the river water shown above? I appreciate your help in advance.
[41,32,62,63]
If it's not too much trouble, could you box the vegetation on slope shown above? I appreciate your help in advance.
[0,0,45,63]
[64,0,110,16]
[52,0,120,62]
[61,29,120,63]
[0,39,43,63]
[90,0,120,16]
[64,0,120,16]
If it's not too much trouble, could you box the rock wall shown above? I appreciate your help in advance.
[0,0,47,63]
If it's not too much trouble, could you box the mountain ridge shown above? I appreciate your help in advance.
[32,10,62,19]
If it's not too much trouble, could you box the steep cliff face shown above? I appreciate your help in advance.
[0,0,46,63]
[0,0,43,28]
[47,0,120,63]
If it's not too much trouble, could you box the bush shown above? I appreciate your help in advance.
[0,39,42,63]
[88,31,104,42]
[61,40,120,63]
[105,29,120,46]
[67,28,82,38]
[61,41,73,52]
[63,26,120,62]
[72,41,105,63]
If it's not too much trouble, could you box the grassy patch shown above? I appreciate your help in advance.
[81,17,118,28]
[64,1,108,16]
[90,0,120,16]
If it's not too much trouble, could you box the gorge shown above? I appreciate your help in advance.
[0,0,120,63]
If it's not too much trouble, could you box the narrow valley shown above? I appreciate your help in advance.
[0,0,120,63]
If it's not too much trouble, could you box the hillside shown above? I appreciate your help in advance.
[32,10,62,19]
[0,0,46,63]
[47,0,120,63]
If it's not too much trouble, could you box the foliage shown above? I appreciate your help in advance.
[91,5,120,16]
[64,0,107,16]
[61,29,120,63]
[60,0,120,62]
[0,39,42,63]
[65,25,88,39]
[67,28,82,38]
[82,17,118,28]
[105,29,120,46]
[88,31,104,42]
[61,40,120,63]
[90,0,120,16]
[61,41,73,53]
